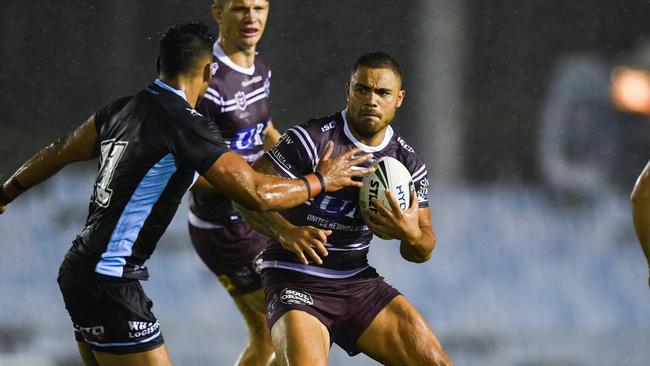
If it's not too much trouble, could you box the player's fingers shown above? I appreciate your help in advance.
[370,197,392,217]
[304,246,323,265]
[293,247,309,265]
[406,191,419,214]
[366,208,389,225]
[365,213,389,233]
[337,146,363,161]
[344,179,364,188]
[384,190,402,213]
[320,141,334,161]
[312,240,329,257]
[346,153,374,167]
[309,227,330,243]
[347,166,375,177]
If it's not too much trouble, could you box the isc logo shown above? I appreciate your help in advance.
[320,120,336,132]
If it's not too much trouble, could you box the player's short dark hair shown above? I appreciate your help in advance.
[159,22,215,78]
[351,52,403,82]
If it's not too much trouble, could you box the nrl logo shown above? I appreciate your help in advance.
[235,91,248,111]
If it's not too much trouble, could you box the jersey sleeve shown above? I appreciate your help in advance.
[411,163,429,208]
[174,117,230,175]
[264,124,317,178]
[400,149,430,209]
[196,87,222,122]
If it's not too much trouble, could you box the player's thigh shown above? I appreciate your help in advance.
[357,295,452,366]
[271,310,330,366]
[93,344,172,366]
[233,288,270,339]
[77,342,100,366]
[236,287,267,314]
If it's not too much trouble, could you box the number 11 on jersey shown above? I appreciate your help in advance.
[94,139,128,208]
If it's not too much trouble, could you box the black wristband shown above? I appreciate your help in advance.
[299,175,311,199]
[314,172,326,192]
[0,187,13,205]
[9,177,27,192]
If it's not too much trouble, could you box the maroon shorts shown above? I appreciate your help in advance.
[261,267,400,356]
[188,221,269,296]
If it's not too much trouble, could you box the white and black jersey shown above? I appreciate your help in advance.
[62,80,229,281]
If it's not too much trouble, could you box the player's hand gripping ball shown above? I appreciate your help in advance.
[359,156,414,239]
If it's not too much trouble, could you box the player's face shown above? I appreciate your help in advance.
[214,0,269,51]
[346,67,405,140]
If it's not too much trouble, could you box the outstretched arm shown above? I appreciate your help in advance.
[0,115,98,214]
[202,141,373,212]
[234,156,332,265]
[365,191,436,263]
[631,159,650,287]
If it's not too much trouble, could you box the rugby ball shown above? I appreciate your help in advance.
[359,156,414,239]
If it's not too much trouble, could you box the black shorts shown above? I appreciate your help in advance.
[188,221,268,296]
[261,267,400,356]
[57,265,164,354]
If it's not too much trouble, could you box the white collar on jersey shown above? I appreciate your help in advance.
[154,79,189,103]
[213,41,256,76]
[341,109,394,152]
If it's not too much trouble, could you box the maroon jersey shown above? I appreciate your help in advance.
[188,42,272,225]
[260,110,430,278]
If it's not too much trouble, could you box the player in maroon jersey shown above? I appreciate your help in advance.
[186,1,281,365]
[238,52,453,365]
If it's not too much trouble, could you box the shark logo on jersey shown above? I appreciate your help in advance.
[235,91,248,110]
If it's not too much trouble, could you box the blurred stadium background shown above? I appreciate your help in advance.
[1,1,650,365]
